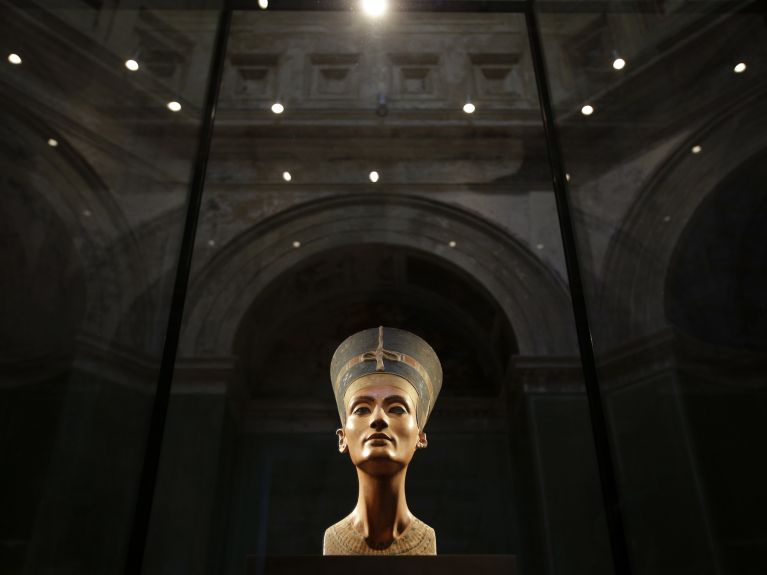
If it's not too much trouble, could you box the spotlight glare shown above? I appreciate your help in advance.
[125,59,139,71]
[462,102,476,114]
[271,102,284,114]
[581,104,594,116]
[361,0,387,17]
[258,0,268,8]
[48,138,59,147]
[691,145,702,154]
[369,171,380,183]
[733,62,746,74]
[167,101,182,112]
[282,171,292,182]
[612,57,626,70]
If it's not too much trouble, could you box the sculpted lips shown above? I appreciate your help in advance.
[366,432,392,443]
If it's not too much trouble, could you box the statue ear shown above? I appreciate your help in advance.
[416,431,428,449]
[336,428,348,453]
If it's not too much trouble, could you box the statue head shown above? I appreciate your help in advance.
[330,326,442,474]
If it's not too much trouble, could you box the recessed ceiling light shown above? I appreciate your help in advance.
[612,57,626,70]
[167,101,182,112]
[207,239,216,247]
[565,173,571,182]
[369,171,379,183]
[361,0,387,17]
[536,243,544,250]
[691,145,702,154]
[125,59,139,71]
[581,104,594,116]
[292,240,301,248]
[282,171,292,182]
[258,0,268,8]
[448,240,457,248]
[733,62,746,74]
[271,102,284,114]
[82,209,92,217]
[462,102,475,114]
[663,216,671,222]
[8,53,22,65]
[48,138,59,147]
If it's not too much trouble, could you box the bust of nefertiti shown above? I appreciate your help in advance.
[323,326,442,555]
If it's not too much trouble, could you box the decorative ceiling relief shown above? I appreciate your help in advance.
[229,53,279,100]
[389,53,440,99]
[308,53,361,99]
[470,53,524,100]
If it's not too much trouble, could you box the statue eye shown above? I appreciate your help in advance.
[389,405,406,414]
[352,406,371,416]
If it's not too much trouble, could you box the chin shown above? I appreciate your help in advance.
[357,456,407,477]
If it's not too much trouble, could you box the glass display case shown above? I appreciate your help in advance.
[1,1,764,574]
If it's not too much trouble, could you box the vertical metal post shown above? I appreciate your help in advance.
[524,3,632,575]
[124,5,232,574]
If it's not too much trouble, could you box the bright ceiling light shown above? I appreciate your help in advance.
[8,53,22,65]
[369,171,380,183]
[292,240,301,248]
[167,101,182,112]
[691,145,702,154]
[448,241,457,248]
[612,57,626,70]
[271,102,284,114]
[581,104,594,116]
[48,138,59,147]
[282,171,292,182]
[733,62,746,73]
[258,0,268,8]
[462,102,476,114]
[361,0,387,17]
[125,59,139,71]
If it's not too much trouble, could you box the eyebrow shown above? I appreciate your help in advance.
[348,395,412,410]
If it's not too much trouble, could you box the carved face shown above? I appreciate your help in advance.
[337,373,427,475]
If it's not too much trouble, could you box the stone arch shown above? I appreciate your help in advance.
[665,148,767,350]
[598,88,767,348]
[0,98,168,357]
[179,193,577,362]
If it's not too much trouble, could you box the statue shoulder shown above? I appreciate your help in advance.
[411,516,437,555]
[323,516,355,555]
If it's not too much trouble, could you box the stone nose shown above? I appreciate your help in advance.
[369,405,389,430]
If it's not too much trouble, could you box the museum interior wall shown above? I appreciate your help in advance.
[0,1,765,575]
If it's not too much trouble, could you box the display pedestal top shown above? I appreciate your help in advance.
[247,555,516,574]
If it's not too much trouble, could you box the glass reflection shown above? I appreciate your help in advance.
[0,3,217,572]
[538,2,767,574]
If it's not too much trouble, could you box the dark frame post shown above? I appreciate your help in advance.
[123,5,233,574]
[524,3,632,574]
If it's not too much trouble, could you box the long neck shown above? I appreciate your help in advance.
[352,467,412,547]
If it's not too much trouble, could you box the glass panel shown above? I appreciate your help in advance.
[0,2,219,572]
[143,5,612,575]
[538,2,767,574]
